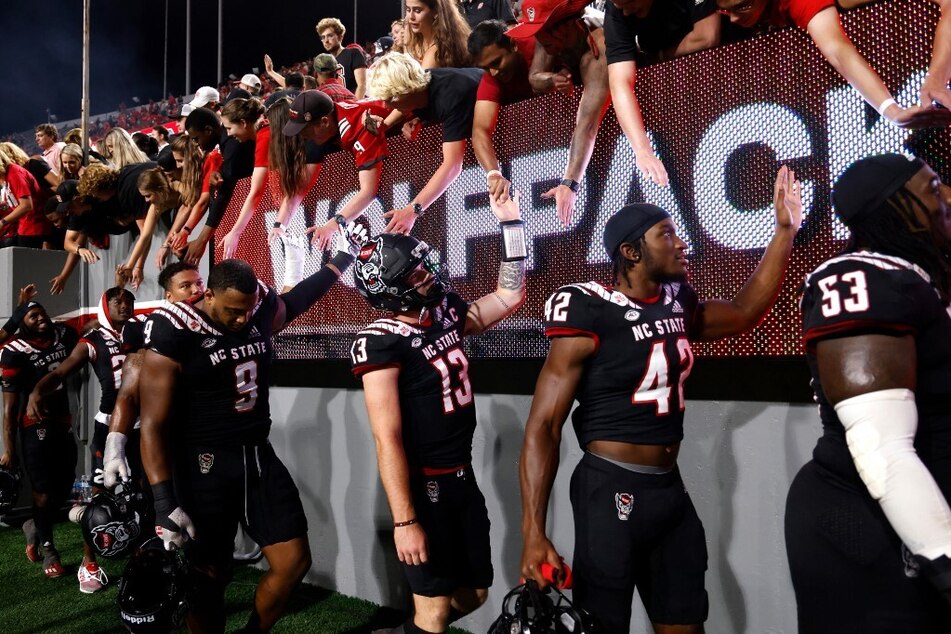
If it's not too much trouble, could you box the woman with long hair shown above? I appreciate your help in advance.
[180,96,267,264]
[99,128,149,170]
[219,97,273,259]
[404,0,471,68]
[59,143,86,180]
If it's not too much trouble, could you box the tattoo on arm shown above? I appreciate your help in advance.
[498,261,525,291]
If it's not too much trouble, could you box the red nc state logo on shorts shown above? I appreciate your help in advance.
[615,493,633,520]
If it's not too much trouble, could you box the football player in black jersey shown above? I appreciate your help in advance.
[786,154,951,632]
[101,262,205,490]
[138,227,360,634]
[27,287,137,593]
[0,284,39,347]
[351,191,526,634]
[0,302,80,580]
[519,166,802,634]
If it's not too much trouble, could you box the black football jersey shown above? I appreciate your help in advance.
[145,282,278,446]
[801,252,951,481]
[121,314,149,352]
[351,292,475,468]
[0,324,78,426]
[544,281,699,446]
[81,325,139,415]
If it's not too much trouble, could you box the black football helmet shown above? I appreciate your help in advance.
[82,485,146,559]
[488,580,597,634]
[353,233,447,312]
[0,465,21,515]
[118,537,190,633]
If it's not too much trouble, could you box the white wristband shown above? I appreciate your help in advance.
[486,169,503,182]
[877,98,897,117]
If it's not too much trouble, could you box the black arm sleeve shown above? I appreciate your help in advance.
[205,178,236,230]
[280,252,355,323]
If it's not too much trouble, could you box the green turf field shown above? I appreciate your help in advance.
[0,520,473,633]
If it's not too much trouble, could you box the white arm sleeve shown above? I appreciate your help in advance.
[836,388,951,560]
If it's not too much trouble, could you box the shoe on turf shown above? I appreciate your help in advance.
[77,560,108,593]
[43,545,65,578]
[22,519,41,562]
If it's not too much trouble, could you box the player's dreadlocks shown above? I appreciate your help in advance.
[847,186,951,305]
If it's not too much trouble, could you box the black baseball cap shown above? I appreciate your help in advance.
[603,203,671,257]
[832,153,925,227]
[54,179,81,213]
[283,90,335,136]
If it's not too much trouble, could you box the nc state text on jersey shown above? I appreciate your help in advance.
[421,330,461,360]
[631,317,687,342]
[208,341,269,366]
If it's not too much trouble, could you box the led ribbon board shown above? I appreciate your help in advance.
[214,0,949,360]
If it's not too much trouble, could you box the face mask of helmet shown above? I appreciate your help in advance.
[118,537,190,633]
[354,233,449,313]
[488,580,597,633]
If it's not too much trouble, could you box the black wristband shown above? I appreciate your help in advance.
[273,221,285,229]
[412,202,424,216]
[334,214,347,227]
[151,480,178,518]
[181,226,192,234]
[560,178,580,193]
[394,518,417,528]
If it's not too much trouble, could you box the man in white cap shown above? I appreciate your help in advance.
[239,74,262,96]
[188,86,221,112]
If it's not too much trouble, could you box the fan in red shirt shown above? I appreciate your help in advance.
[715,0,951,127]
[282,90,392,250]
[0,152,53,249]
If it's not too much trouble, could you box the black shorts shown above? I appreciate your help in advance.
[570,453,708,633]
[785,459,950,633]
[401,465,493,597]
[90,420,109,487]
[175,442,308,574]
[21,422,77,499]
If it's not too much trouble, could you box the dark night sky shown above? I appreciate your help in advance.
[1,0,400,136]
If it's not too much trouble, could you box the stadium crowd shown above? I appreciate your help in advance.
[1,0,951,633]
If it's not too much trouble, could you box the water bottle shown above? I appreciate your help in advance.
[80,474,92,504]
[72,477,84,504]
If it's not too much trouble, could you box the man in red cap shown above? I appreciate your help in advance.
[282,89,394,250]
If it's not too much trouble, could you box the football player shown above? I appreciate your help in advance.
[28,286,140,593]
[351,190,526,634]
[102,262,206,491]
[519,166,802,634]
[786,154,951,631]
[0,302,81,580]
[138,227,360,633]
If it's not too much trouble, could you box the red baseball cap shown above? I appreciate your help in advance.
[507,0,590,39]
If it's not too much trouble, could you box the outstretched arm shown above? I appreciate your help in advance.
[464,190,527,336]
[607,61,668,187]
[921,0,951,108]
[383,140,465,234]
[471,100,511,204]
[808,7,951,128]
[692,166,802,341]
[223,166,268,258]
[520,335,594,587]
[308,164,381,251]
